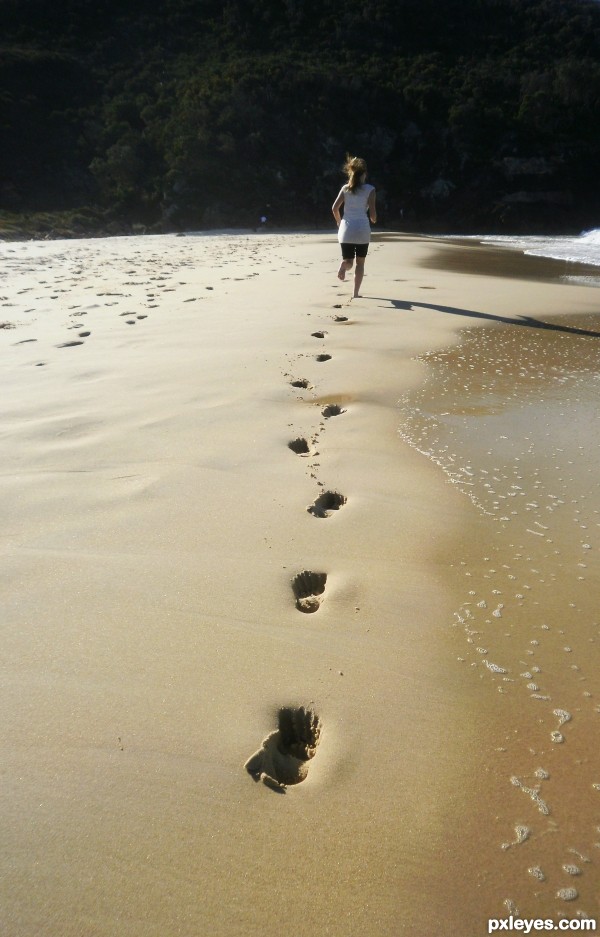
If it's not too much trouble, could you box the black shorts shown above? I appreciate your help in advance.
[341,242,369,260]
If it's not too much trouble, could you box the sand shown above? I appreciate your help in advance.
[1,231,599,936]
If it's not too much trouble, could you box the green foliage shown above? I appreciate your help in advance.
[0,0,599,231]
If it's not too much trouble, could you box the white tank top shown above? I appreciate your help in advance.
[337,184,374,244]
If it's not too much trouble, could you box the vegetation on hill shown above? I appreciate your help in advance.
[1,0,599,235]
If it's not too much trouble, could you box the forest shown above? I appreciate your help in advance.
[1,0,600,236]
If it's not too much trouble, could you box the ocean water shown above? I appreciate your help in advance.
[398,313,600,919]
[480,228,600,265]
[452,228,600,285]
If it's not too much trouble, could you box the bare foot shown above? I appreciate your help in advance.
[337,263,347,281]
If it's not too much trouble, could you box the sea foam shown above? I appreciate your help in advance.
[480,228,600,268]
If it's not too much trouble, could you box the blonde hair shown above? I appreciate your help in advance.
[344,155,367,193]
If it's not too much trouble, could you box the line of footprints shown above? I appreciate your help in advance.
[244,309,351,792]
[288,312,350,612]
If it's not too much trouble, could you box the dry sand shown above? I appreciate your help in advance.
[1,231,599,936]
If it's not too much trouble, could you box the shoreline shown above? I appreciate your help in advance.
[1,232,599,936]
[407,304,600,925]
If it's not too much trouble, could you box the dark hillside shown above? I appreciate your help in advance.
[1,0,599,235]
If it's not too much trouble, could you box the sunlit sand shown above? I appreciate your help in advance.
[1,231,599,935]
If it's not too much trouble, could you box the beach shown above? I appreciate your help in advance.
[1,231,599,936]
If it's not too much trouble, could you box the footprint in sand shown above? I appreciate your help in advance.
[311,331,327,339]
[288,437,310,455]
[57,340,84,348]
[307,490,347,518]
[292,570,327,612]
[290,378,311,389]
[244,706,322,790]
[316,354,332,363]
[333,314,348,322]
[322,403,346,418]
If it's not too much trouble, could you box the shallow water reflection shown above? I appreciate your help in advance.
[398,313,600,921]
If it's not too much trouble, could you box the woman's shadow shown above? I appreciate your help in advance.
[371,298,600,338]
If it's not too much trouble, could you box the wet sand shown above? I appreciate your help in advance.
[399,309,600,924]
[1,231,599,936]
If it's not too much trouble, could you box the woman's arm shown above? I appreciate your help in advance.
[368,188,377,224]
[332,188,345,227]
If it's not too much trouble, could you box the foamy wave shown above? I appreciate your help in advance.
[480,228,600,267]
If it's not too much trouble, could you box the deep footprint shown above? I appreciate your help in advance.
[288,437,310,455]
[292,570,327,612]
[244,706,322,789]
[322,403,346,418]
[307,490,347,518]
[316,354,332,362]
[290,378,311,389]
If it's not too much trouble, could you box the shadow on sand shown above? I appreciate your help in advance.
[370,298,600,338]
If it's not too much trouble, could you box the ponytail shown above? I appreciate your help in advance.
[344,154,368,193]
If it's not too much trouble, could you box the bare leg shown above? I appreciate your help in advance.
[353,258,365,297]
[337,259,353,281]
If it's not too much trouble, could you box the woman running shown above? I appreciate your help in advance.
[332,155,377,298]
